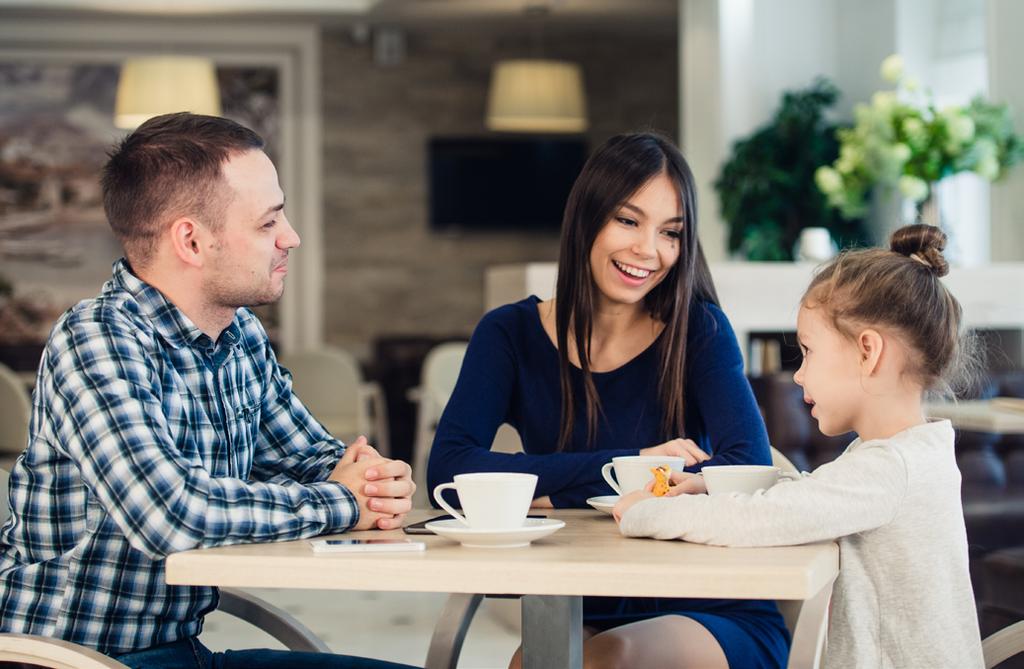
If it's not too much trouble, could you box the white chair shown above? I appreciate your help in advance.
[768,446,830,667]
[408,341,468,506]
[0,591,328,668]
[983,619,1024,668]
[775,593,830,669]
[279,347,389,456]
[0,466,330,666]
[771,445,800,475]
[0,362,30,459]
[409,342,528,506]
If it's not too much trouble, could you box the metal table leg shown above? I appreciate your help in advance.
[425,593,483,669]
[521,595,582,669]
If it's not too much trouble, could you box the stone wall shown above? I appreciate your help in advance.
[320,26,677,358]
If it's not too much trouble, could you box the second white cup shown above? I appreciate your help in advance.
[432,472,538,529]
[601,455,687,495]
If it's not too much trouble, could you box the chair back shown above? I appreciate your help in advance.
[0,633,130,668]
[983,619,1024,668]
[770,445,799,474]
[411,342,468,505]
[279,347,364,441]
[421,343,468,414]
[0,467,10,527]
[280,347,362,420]
[770,446,826,668]
[775,597,828,669]
[0,363,30,456]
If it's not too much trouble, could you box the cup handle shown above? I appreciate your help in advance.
[778,471,802,482]
[600,462,622,495]
[432,483,469,526]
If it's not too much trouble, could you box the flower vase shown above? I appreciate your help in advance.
[917,189,941,228]
[915,176,983,265]
[867,185,911,246]
[870,181,947,243]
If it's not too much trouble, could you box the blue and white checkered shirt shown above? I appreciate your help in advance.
[0,259,358,655]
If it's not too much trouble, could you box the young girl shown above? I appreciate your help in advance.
[614,223,984,668]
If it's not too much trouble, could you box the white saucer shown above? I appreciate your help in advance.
[586,495,620,515]
[425,518,565,548]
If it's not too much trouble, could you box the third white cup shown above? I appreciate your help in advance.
[700,465,799,495]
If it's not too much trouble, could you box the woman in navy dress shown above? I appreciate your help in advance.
[428,133,788,669]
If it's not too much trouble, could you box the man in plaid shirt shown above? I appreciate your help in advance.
[0,113,416,668]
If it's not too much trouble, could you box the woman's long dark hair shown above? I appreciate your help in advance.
[555,132,719,450]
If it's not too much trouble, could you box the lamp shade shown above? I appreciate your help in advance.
[486,59,587,133]
[114,56,222,129]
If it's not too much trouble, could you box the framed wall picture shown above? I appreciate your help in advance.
[0,19,324,370]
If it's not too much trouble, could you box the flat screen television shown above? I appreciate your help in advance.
[428,136,588,232]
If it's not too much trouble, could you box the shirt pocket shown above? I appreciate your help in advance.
[231,401,260,478]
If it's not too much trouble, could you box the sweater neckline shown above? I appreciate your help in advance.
[525,295,664,378]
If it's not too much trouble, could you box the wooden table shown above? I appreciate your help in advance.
[927,399,1024,434]
[166,509,838,669]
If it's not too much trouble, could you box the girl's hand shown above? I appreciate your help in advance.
[640,438,710,466]
[612,473,707,522]
[664,471,707,496]
[613,489,654,523]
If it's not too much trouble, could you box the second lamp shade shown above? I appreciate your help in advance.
[486,59,587,133]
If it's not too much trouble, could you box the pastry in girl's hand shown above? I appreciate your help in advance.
[650,465,673,497]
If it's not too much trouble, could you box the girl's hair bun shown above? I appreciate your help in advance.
[889,223,949,277]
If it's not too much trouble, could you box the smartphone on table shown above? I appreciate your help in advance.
[402,514,548,535]
[310,538,425,553]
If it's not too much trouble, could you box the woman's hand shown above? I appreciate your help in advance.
[640,438,710,466]
[531,496,554,509]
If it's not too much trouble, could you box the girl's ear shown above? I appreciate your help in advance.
[857,328,885,376]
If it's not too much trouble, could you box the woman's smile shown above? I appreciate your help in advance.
[612,259,656,286]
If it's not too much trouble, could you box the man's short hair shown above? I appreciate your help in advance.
[101,112,265,267]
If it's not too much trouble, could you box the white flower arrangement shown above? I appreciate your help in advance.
[815,55,1023,219]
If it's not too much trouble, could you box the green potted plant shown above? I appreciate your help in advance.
[716,79,868,261]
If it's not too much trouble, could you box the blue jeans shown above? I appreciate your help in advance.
[114,637,419,669]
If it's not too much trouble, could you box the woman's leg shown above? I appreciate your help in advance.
[508,617,728,669]
[581,616,728,669]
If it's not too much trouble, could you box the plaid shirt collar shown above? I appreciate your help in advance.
[109,258,241,355]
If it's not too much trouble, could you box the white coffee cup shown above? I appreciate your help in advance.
[700,465,799,496]
[601,456,687,496]
[432,472,538,529]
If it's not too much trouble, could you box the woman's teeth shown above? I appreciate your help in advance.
[613,260,652,279]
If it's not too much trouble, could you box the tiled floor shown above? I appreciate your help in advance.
[200,589,522,668]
